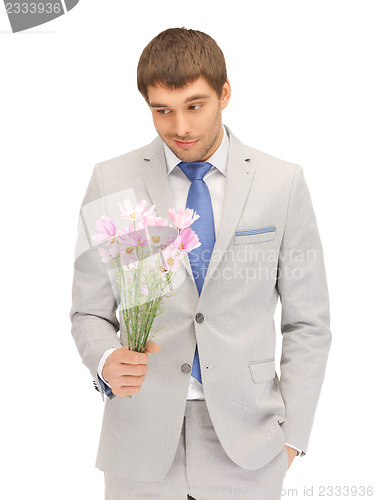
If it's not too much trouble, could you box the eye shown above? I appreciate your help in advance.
[189,105,201,111]
[157,109,171,114]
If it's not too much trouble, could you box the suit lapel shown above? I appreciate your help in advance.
[202,126,255,294]
[141,136,196,280]
[141,125,255,293]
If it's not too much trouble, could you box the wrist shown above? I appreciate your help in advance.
[97,348,117,387]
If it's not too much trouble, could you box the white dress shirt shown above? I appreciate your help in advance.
[97,124,301,455]
[163,124,228,400]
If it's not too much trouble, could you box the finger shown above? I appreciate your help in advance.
[144,340,162,353]
[118,374,146,386]
[117,346,149,364]
[116,364,149,377]
[116,386,141,398]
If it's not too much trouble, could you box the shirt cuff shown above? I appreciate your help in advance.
[98,374,114,397]
[285,442,302,455]
[97,348,117,388]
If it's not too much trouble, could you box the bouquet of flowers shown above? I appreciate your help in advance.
[92,199,201,357]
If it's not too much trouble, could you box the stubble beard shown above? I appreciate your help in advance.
[166,125,222,162]
[160,109,223,163]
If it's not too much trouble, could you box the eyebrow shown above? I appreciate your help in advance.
[149,94,210,108]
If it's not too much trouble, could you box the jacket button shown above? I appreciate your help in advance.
[181,363,191,373]
[195,312,204,323]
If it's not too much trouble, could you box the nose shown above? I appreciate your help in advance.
[173,112,192,139]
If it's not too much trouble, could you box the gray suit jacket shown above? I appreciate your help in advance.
[70,124,332,481]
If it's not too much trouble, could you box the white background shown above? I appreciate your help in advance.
[1,1,374,498]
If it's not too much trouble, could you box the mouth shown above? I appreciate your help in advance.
[174,139,199,149]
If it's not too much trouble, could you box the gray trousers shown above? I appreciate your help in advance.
[104,400,289,499]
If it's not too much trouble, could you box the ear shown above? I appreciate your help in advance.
[220,78,231,111]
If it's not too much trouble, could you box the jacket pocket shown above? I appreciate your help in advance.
[248,358,275,383]
[234,226,276,245]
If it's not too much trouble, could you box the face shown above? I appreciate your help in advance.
[147,76,231,162]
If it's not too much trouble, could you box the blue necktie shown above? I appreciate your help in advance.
[178,161,216,384]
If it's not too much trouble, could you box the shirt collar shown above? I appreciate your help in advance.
[162,124,228,176]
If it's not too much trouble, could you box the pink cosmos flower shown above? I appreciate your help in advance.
[123,261,139,271]
[146,215,178,248]
[168,208,200,230]
[161,246,181,273]
[127,219,146,232]
[98,243,120,263]
[118,228,148,248]
[92,215,127,243]
[118,244,137,267]
[173,228,201,253]
[143,214,167,227]
[118,199,156,223]
[146,214,168,228]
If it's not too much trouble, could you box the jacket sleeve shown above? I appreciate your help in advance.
[276,164,332,455]
[69,163,122,401]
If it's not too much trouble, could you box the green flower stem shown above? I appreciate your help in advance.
[109,231,180,399]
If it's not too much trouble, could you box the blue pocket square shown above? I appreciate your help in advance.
[234,226,277,245]
[235,226,276,236]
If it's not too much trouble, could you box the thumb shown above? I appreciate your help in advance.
[144,340,162,353]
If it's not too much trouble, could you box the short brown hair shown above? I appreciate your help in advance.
[137,27,227,104]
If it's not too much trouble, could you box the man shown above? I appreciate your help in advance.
[70,27,332,499]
